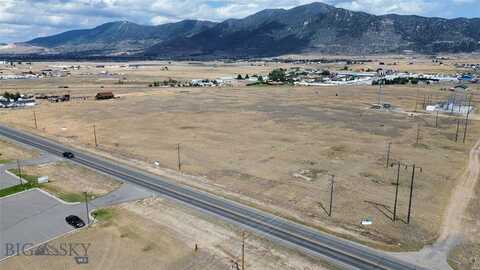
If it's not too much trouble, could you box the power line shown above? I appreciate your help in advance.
[455,118,461,142]
[177,143,181,171]
[385,142,392,168]
[33,111,38,129]
[93,124,98,147]
[242,232,246,270]
[406,164,422,224]
[84,192,90,225]
[463,94,473,144]
[392,162,401,222]
[414,90,419,112]
[329,174,335,217]
[16,159,23,187]
[415,124,421,146]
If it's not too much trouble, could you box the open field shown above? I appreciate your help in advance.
[1,197,333,270]
[0,59,479,251]
[282,53,480,74]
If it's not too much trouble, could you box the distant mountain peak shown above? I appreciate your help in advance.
[16,2,480,58]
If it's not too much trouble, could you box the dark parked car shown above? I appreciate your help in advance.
[65,215,85,228]
[63,152,75,159]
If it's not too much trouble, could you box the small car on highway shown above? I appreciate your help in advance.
[62,152,75,159]
[65,215,85,228]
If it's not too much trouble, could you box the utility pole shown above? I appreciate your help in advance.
[451,94,456,114]
[393,162,401,222]
[435,111,439,128]
[463,95,473,144]
[177,143,181,171]
[329,174,335,217]
[415,124,421,146]
[414,89,419,112]
[455,119,461,142]
[385,142,392,168]
[241,232,246,270]
[16,159,23,186]
[407,164,422,224]
[93,124,98,147]
[33,111,38,129]
[84,192,90,225]
[377,76,383,106]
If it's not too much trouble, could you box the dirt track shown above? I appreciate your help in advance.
[439,138,480,242]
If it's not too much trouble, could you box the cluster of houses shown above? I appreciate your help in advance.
[280,66,479,87]
[426,102,474,115]
[0,69,70,81]
[149,78,236,88]
[0,61,77,81]
[286,67,376,86]
[0,90,115,109]
[0,74,37,80]
[455,63,480,72]
[0,95,36,108]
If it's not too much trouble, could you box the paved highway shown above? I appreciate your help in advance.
[0,124,427,270]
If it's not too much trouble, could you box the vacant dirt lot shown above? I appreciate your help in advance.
[0,60,479,251]
[21,162,122,201]
[1,197,332,270]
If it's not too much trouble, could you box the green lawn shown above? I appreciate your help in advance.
[41,185,87,203]
[0,159,11,164]
[1,169,96,203]
[8,169,38,182]
[92,208,115,222]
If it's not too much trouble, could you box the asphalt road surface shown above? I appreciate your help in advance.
[0,189,87,261]
[0,124,428,270]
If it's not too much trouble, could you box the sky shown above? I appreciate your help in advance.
[0,0,479,43]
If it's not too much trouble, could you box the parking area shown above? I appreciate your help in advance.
[0,168,21,189]
[0,189,87,261]
[0,149,60,190]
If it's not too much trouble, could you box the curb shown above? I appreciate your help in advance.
[4,170,27,184]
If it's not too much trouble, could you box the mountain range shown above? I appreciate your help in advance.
[8,2,480,58]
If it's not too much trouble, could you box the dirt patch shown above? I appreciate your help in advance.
[448,142,480,269]
[449,243,480,270]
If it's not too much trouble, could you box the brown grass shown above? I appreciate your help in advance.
[0,139,37,162]
[1,59,479,251]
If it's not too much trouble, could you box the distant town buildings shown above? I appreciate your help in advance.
[0,95,36,108]
[95,92,115,100]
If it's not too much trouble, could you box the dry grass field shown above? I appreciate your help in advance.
[0,59,479,252]
[283,53,479,74]
[0,139,37,163]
